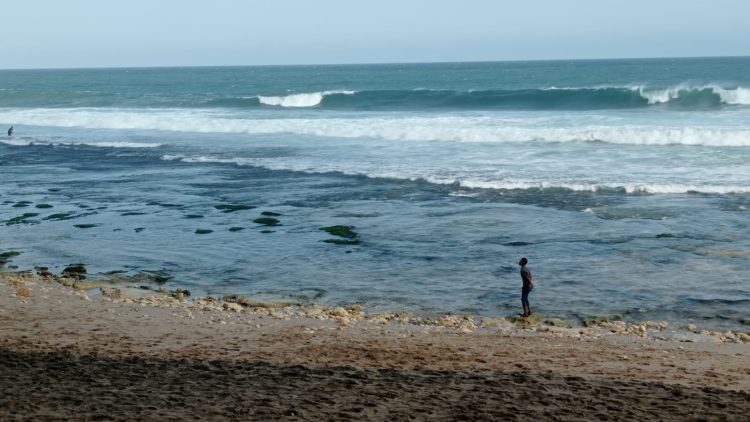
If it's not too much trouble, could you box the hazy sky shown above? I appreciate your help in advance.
[2,0,749,69]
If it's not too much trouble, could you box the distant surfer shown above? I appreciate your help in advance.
[7,126,13,137]
[518,257,534,317]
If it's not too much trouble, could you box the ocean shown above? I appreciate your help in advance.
[1,58,749,329]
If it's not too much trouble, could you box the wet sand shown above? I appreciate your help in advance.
[1,272,749,421]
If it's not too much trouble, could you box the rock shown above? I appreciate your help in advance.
[543,318,573,328]
[62,264,87,279]
[336,316,350,326]
[223,302,244,312]
[169,289,191,300]
[738,333,750,342]
[687,323,698,332]
[100,288,122,299]
[330,307,349,318]
[16,287,32,298]
[306,307,323,317]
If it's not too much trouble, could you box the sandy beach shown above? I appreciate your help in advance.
[1,270,749,421]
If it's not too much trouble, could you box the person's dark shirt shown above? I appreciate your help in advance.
[520,265,532,289]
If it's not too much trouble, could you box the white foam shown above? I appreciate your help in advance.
[160,154,750,195]
[257,90,355,107]
[4,107,750,146]
[0,137,161,148]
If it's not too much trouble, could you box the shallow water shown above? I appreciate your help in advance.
[1,59,749,329]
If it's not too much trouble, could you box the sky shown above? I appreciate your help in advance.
[1,0,749,69]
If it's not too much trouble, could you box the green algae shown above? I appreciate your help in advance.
[7,213,40,225]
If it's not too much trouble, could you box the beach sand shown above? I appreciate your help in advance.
[1,271,749,421]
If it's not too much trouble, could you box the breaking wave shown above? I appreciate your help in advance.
[160,154,750,195]
[3,108,750,146]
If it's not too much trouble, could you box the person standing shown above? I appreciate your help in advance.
[519,257,534,317]
[7,126,13,137]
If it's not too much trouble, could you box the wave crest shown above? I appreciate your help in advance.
[257,90,356,107]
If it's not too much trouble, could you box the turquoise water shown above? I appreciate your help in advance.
[1,58,749,328]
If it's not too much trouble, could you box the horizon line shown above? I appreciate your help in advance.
[1,54,749,72]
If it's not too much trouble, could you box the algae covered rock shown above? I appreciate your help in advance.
[507,314,543,328]
[320,225,361,245]
[261,211,281,216]
[74,223,99,229]
[228,226,245,232]
[253,217,280,226]
[62,264,87,279]
[195,229,213,234]
[320,225,357,238]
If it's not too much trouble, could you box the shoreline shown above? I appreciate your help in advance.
[2,269,749,420]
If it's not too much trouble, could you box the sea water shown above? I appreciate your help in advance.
[1,58,749,329]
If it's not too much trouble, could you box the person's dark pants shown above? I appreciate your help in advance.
[521,287,532,312]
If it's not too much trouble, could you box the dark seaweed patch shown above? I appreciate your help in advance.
[215,204,256,213]
[44,212,75,221]
[195,229,213,234]
[253,217,280,226]
[74,224,99,229]
[0,251,21,266]
[323,239,360,245]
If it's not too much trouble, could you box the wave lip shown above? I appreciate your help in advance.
[257,90,356,108]
[636,85,750,106]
